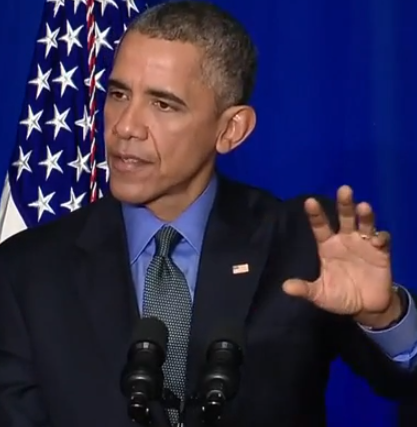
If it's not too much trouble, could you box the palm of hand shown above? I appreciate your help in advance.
[314,232,391,315]
[283,185,394,318]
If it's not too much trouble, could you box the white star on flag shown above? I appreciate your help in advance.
[37,24,59,58]
[115,24,128,45]
[59,21,84,56]
[75,106,93,141]
[68,146,91,181]
[123,0,140,17]
[98,160,110,182]
[71,0,88,14]
[28,187,56,221]
[46,105,72,139]
[95,24,113,56]
[39,147,64,180]
[97,0,119,15]
[52,63,79,96]
[84,69,106,92]
[19,106,43,139]
[47,0,65,18]
[28,65,52,99]
[61,188,86,212]
[12,147,32,180]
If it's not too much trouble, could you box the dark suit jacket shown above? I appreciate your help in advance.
[0,176,416,427]
[399,401,416,427]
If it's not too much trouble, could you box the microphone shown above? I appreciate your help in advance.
[197,323,244,425]
[120,317,170,426]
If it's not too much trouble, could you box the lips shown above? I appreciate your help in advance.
[110,154,152,173]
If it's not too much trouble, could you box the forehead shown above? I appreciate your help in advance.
[111,32,204,91]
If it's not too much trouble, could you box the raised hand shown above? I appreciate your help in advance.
[283,185,402,328]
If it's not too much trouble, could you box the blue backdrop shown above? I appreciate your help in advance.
[1,0,416,426]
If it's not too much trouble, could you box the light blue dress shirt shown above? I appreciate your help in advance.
[122,177,417,370]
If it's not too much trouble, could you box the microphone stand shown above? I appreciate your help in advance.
[200,391,225,426]
[162,388,182,427]
[129,386,226,427]
[180,393,224,427]
[127,389,173,427]
[129,387,188,427]
[149,400,172,427]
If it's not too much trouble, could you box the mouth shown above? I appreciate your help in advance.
[109,154,153,173]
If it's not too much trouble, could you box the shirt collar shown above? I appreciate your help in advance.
[122,175,218,264]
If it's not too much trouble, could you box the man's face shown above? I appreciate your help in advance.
[104,31,221,210]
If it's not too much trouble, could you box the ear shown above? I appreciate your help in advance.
[215,105,256,154]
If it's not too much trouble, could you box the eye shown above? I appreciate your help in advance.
[108,90,127,101]
[153,100,175,112]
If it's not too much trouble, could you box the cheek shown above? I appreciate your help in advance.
[103,99,113,122]
[151,115,216,176]
[103,102,116,138]
[149,113,194,161]
[103,99,129,134]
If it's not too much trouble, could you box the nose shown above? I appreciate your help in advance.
[113,102,148,141]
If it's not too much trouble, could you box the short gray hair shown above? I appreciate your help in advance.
[124,1,257,110]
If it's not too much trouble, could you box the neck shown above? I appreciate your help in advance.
[146,169,215,221]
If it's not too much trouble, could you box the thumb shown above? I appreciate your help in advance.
[282,279,316,300]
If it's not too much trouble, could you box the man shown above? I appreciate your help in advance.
[0,2,417,427]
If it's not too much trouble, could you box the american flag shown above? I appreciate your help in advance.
[0,0,154,242]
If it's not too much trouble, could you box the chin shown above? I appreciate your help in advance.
[109,179,152,206]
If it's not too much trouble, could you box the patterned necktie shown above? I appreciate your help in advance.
[142,225,192,425]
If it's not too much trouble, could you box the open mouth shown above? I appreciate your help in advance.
[110,155,152,172]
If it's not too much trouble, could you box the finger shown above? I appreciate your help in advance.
[282,279,318,300]
[370,230,391,253]
[304,198,334,243]
[337,185,356,234]
[356,202,375,237]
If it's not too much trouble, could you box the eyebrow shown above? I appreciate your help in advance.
[107,78,130,91]
[107,78,187,108]
[144,88,187,107]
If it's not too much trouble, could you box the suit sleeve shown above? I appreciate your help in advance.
[359,285,417,369]
[331,311,417,399]
[0,249,51,427]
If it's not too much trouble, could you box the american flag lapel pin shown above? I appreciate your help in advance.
[232,263,250,274]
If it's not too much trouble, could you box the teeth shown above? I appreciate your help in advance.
[122,157,139,163]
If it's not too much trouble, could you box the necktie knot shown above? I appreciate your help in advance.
[154,226,181,257]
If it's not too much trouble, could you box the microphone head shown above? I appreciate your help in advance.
[132,317,169,350]
[128,317,169,366]
[206,321,244,348]
[198,321,244,408]
[121,317,168,407]
[205,321,244,364]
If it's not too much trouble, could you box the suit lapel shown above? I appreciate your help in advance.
[186,177,277,397]
[74,196,138,384]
